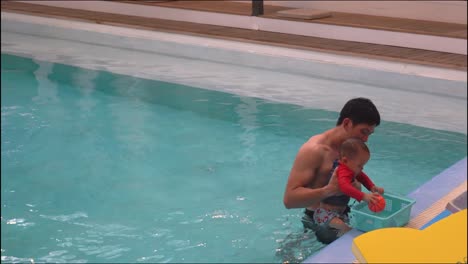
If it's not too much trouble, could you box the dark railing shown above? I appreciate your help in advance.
[251,0,264,16]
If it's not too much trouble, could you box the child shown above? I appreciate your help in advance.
[313,138,384,241]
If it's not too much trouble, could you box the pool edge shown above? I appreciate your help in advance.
[303,157,467,263]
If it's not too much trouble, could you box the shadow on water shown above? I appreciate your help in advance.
[275,228,325,264]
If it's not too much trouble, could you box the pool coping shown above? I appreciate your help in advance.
[11,0,467,55]
[407,180,467,229]
[2,11,465,84]
[2,1,468,73]
[304,157,467,263]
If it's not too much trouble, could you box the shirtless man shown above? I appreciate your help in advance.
[283,97,381,243]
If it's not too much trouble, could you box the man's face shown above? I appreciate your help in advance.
[352,123,375,142]
[344,119,376,142]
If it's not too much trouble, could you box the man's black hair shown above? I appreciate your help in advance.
[336,97,380,126]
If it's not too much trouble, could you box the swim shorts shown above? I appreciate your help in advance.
[302,207,350,244]
[313,207,346,225]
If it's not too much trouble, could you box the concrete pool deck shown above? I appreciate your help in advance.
[2,1,467,69]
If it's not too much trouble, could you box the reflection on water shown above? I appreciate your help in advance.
[235,97,260,165]
[107,75,152,161]
[74,64,98,117]
[32,59,58,105]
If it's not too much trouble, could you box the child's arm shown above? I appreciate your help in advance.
[355,171,375,191]
[357,172,384,194]
[355,172,384,204]
[337,166,368,201]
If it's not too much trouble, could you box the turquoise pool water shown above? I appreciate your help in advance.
[1,53,466,263]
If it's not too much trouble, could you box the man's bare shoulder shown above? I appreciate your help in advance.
[298,135,331,158]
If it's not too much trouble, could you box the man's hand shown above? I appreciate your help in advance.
[371,186,384,195]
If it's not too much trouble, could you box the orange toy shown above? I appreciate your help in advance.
[368,194,386,213]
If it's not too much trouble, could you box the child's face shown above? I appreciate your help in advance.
[342,150,370,174]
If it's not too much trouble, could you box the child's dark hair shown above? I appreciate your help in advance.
[337,98,380,126]
[340,138,369,159]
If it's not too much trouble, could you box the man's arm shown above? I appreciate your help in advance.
[283,145,339,209]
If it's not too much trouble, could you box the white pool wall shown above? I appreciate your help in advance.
[2,12,467,135]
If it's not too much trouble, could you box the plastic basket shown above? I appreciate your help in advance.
[349,193,416,232]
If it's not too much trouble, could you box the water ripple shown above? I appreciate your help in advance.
[1,255,35,264]
[95,246,130,259]
[149,228,172,238]
[37,250,84,263]
[174,242,207,251]
[39,212,88,222]
[205,209,238,219]
[136,255,165,262]
[166,239,190,248]
[6,218,25,225]
[78,244,130,260]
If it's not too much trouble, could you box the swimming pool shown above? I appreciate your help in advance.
[2,11,467,264]
[1,53,466,263]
